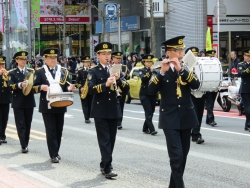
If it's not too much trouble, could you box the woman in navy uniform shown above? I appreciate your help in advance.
[237,48,250,131]
[8,51,36,153]
[88,42,129,178]
[111,51,130,130]
[149,36,200,188]
[185,47,205,144]
[33,48,74,163]
[139,54,157,135]
[75,56,93,124]
[205,50,217,126]
[0,56,12,145]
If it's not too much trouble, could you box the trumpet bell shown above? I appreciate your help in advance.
[22,72,34,96]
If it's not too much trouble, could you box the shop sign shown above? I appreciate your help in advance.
[105,3,118,21]
[213,17,250,25]
[14,0,27,29]
[0,4,3,33]
[95,16,140,33]
[40,0,91,24]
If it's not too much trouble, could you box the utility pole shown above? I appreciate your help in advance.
[101,0,106,42]
[149,0,156,56]
[27,0,32,60]
[2,0,10,69]
[62,0,66,57]
[118,4,121,51]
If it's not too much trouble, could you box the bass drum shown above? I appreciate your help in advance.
[48,92,74,107]
[193,57,222,92]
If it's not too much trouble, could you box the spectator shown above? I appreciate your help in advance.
[230,51,241,78]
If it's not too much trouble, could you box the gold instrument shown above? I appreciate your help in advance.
[22,72,34,96]
[80,79,88,99]
[2,69,8,87]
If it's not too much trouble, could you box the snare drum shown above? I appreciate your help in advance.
[48,92,74,107]
[193,57,222,92]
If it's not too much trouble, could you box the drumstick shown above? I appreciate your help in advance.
[66,81,72,85]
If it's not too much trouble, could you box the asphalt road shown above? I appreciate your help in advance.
[0,92,250,188]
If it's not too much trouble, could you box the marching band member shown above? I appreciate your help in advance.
[75,56,93,124]
[149,36,200,188]
[0,56,12,145]
[205,50,217,126]
[237,48,250,131]
[33,48,74,163]
[185,47,205,144]
[139,54,157,135]
[111,52,129,129]
[88,42,129,178]
[8,51,36,153]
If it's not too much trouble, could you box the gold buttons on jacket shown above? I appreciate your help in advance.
[109,98,111,100]
[166,80,169,82]
[162,109,164,111]
[177,97,179,99]
[97,102,99,104]
[178,105,180,107]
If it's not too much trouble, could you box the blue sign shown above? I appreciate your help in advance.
[105,4,118,21]
[95,16,140,33]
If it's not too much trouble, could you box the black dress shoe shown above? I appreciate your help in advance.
[143,130,150,134]
[1,139,7,143]
[105,171,118,178]
[192,138,198,142]
[207,122,216,126]
[57,155,61,160]
[117,125,122,130]
[100,167,105,175]
[196,138,205,144]
[85,120,91,123]
[245,127,249,131]
[51,157,59,163]
[21,147,28,153]
[150,131,157,135]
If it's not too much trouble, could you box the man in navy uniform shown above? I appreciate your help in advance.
[33,48,74,163]
[88,42,129,178]
[111,51,129,129]
[139,54,157,135]
[75,56,92,124]
[8,51,36,153]
[149,36,200,188]
[0,56,12,145]
[185,47,205,144]
[205,50,217,126]
[237,48,250,131]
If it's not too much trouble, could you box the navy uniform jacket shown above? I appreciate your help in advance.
[148,66,200,130]
[121,65,130,80]
[0,73,11,104]
[88,63,130,119]
[75,68,88,95]
[8,68,36,108]
[139,67,152,96]
[238,61,250,93]
[33,66,71,113]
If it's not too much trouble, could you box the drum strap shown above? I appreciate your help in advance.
[43,65,62,109]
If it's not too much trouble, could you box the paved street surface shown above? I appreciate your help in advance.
[1,91,250,188]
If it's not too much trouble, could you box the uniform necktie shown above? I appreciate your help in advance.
[21,70,24,74]
[50,69,55,79]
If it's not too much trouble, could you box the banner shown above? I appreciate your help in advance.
[206,27,212,51]
[31,0,40,28]
[14,0,27,29]
[0,4,3,33]
[40,0,91,24]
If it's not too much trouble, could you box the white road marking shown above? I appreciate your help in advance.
[9,164,69,188]
[124,109,159,115]
[123,116,250,137]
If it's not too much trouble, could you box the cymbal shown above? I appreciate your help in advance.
[22,72,34,96]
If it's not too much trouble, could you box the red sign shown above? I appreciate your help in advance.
[212,44,218,58]
[40,17,90,23]
[207,16,213,42]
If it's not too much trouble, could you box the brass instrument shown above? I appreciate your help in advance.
[2,69,8,87]
[80,79,88,99]
[113,79,122,99]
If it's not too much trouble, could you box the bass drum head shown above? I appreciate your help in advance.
[50,100,73,107]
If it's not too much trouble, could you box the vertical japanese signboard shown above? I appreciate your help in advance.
[14,0,27,29]
[31,0,41,28]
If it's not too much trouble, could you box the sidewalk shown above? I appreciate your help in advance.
[0,164,50,188]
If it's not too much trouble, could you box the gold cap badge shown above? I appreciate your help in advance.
[86,57,89,60]
[192,48,196,52]
[22,52,25,56]
[50,50,55,54]
[178,39,183,45]
[103,44,108,49]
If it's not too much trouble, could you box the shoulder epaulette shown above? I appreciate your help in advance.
[90,65,98,69]
[239,62,244,64]
[8,68,16,72]
[61,67,67,70]
[36,67,44,70]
